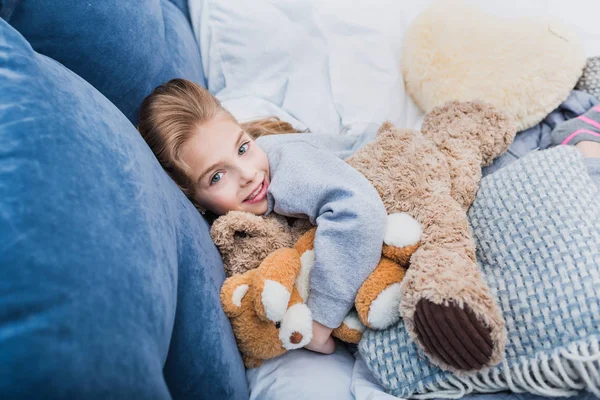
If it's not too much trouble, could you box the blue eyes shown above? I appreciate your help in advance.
[209,142,250,185]
[238,143,249,155]
[210,172,223,184]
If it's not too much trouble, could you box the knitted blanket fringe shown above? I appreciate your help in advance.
[413,336,600,399]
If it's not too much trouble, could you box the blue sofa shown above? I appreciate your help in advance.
[0,0,248,398]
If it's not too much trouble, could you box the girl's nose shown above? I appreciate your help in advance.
[240,169,256,186]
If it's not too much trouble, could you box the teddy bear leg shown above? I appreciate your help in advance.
[405,248,505,373]
[402,200,506,373]
[355,258,407,330]
[421,101,517,210]
[332,309,365,344]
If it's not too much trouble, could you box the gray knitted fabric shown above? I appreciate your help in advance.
[359,146,600,398]
[576,57,600,100]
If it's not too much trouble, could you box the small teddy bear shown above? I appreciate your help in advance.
[213,101,516,373]
[211,211,312,277]
[220,216,422,368]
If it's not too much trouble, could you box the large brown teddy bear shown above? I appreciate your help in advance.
[212,101,516,373]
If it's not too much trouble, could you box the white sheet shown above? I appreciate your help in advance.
[190,0,428,136]
[190,0,599,140]
[188,1,600,398]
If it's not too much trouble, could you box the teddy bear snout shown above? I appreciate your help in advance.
[290,332,303,344]
[279,303,312,350]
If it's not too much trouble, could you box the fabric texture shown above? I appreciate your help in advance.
[352,352,600,400]
[0,19,247,399]
[257,135,387,328]
[551,105,600,146]
[576,57,600,100]
[359,146,600,398]
[402,0,586,132]
[483,90,599,176]
[1,0,206,124]
[247,343,355,400]
[190,0,599,142]
[190,0,427,135]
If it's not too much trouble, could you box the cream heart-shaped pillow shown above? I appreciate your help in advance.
[402,0,586,131]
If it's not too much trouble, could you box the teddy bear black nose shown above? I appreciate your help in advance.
[290,332,303,344]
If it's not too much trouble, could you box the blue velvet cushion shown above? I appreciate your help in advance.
[1,0,205,124]
[0,20,247,399]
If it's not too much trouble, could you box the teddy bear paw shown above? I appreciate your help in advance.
[413,298,494,372]
[333,310,366,344]
[384,212,422,248]
[366,282,403,330]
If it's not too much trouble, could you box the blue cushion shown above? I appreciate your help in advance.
[1,0,205,124]
[0,20,247,399]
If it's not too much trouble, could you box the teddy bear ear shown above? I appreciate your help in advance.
[210,211,267,250]
[377,121,397,136]
[220,273,253,318]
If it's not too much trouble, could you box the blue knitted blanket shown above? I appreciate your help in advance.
[359,146,600,398]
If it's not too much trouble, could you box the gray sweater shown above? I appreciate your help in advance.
[256,132,386,328]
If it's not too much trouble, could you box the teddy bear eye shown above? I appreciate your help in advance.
[234,231,248,239]
[275,321,281,329]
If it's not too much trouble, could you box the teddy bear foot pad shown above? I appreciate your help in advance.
[414,299,493,371]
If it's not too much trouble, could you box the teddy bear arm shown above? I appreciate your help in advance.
[382,243,419,267]
[356,257,406,330]
[332,317,364,344]
[381,212,422,266]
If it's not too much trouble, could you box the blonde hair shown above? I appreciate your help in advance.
[137,78,298,211]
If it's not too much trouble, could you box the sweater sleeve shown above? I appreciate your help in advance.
[264,141,387,328]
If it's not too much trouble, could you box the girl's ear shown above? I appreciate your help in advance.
[220,272,253,318]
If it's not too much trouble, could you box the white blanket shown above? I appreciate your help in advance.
[190,0,599,139]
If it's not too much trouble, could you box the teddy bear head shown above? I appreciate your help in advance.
[219,246,314,368]
[210,210,312,277]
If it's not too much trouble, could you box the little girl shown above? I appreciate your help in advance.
[137,78,388,355]
[138,79,600,357]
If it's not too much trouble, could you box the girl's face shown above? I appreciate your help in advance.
[182,113,270,216]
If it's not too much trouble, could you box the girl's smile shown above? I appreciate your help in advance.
[243,178,269,204]
[182,113,271,216]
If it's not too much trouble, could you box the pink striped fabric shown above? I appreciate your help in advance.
[562,128,600,145]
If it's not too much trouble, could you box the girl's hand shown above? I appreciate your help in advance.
[304,321,335,354]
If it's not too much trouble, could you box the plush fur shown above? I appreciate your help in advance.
[211,211,311,277]
[402,0,586,132]
[220,224,417,368]
[213,100,516,373]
